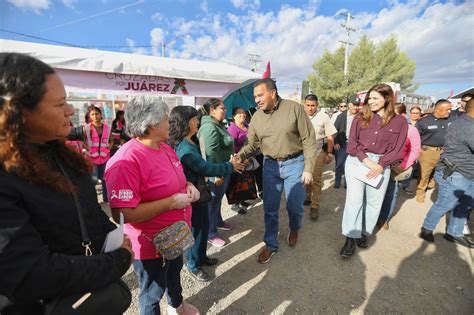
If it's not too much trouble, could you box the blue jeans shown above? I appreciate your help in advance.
[335,141,348,185]
[187,203,209,272]
[133,256,184,315]
[262,154,306,251]
[207,174,230,238]
[92,163,108,202]
[342,154,391,238]
[379,178,400,222]
[422,170,474,237]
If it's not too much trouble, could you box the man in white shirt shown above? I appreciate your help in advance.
[304,94,337,221]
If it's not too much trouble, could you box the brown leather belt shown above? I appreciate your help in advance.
[266,151,303,161]
[422,145,443,151]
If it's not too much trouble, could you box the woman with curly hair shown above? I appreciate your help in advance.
[169,106,243,282]
[0,53,133,314]
[340,83,408,258]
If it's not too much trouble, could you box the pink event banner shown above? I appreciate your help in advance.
[55,68,237,97]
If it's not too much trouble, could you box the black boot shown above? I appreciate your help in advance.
[356,235,368,248]
[419,227,434,242]
[340,237,356,258]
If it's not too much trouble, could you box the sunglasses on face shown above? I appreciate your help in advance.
[339,105,347,108]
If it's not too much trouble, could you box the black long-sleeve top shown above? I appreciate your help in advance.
[0,142,131,314]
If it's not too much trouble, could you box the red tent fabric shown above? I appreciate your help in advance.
[261,62,271,79]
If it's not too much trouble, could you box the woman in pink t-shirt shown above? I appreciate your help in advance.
[105,95,200,315]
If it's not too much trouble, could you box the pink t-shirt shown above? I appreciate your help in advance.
[105,139,192,260]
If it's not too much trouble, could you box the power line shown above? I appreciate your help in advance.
[0,29,85,48]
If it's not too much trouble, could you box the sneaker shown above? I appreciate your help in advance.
[189,268,211,282]
[207,236,225,247]
[167,301,200,315]
[217,222,233,231]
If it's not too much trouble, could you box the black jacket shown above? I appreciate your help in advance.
[0,142,131,314]
[334,111,349,146]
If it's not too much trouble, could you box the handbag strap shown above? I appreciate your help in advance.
[54,157,92,256]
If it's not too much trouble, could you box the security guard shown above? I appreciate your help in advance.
[415,99,455,202]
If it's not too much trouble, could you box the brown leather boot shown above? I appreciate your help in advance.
[287,230,299,247]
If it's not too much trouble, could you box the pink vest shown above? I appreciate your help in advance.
[85,123,111,165]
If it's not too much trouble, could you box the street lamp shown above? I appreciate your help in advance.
[161,34,191,58]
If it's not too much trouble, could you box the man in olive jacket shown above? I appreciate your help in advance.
[238,78,317,264]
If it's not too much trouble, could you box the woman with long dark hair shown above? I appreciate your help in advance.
[0,53,133,314]
[340,83,408,258]
[197,98,235,247]
[169,106,243,282]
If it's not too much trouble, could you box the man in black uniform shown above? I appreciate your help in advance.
[415,99,456,203]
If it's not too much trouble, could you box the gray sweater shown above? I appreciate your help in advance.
[437,114,474,180]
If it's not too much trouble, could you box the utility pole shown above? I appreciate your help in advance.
[248,53,261,72]
[338,12,356,79]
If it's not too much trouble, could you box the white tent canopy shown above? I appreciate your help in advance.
[0,39,259,97]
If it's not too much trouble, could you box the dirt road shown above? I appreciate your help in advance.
[112,163,473,314]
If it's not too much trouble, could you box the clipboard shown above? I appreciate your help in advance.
[353,164,384,188]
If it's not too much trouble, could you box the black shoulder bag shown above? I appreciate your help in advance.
[44,158,132,315]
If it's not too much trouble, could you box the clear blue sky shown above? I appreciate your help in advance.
[1,0,473,101]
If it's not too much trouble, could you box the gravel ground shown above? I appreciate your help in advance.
[101,162,474,314]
